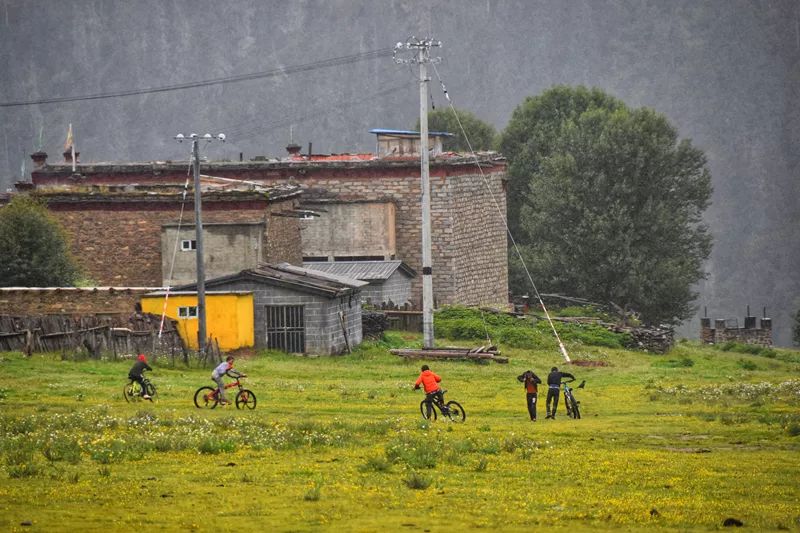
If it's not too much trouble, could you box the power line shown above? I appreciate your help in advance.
[0,48,395,108]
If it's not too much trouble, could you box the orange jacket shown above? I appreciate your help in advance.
[415,370,442,394]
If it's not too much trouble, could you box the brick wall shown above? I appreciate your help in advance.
[40,195,300,286]
[285,166,509,308]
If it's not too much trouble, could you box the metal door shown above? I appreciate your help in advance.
[265,305,305,353]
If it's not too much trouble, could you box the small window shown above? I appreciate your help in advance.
[178,306,198,318]
[181,240,197,251]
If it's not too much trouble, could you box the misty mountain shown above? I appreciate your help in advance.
[1,0,798,345]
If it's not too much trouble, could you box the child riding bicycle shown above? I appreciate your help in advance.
[128,354,153,399]
[414,365,445,417]
[211,356,245,405]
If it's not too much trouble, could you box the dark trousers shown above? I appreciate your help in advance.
[129,374,147,396]
[546,387,559,417]
[424,390,444,415]
[526,392,538,420]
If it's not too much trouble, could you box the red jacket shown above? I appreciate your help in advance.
[415,370,442,394]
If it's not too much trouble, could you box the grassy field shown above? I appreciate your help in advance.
[0,335,799,532]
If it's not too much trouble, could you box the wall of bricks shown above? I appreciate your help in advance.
[286,165,509,308]
[38,194,300,287]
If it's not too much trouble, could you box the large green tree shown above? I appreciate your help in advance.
[0,195,80,286]
[416,108,497,153]
[500,86,712,326]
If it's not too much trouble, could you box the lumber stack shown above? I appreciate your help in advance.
[390,345,508,363]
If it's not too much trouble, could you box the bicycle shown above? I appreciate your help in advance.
[194,372,256,410]
[123,375,156,402]
[419,389,466,422]
[562,377,585,419]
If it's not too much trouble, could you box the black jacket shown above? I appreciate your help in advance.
[128,360,152,378]
[547,370,575,387]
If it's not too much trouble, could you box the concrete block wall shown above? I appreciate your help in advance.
[210,279,360,355]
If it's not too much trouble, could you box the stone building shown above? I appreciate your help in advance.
[303,260,416,307]
[24,131,508,309]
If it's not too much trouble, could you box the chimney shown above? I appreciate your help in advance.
[286,143,302,156]
[63,149,79,164]
[30,151,48,169]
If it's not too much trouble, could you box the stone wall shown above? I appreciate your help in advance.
[700,316,773,347]
[0,287,156,316]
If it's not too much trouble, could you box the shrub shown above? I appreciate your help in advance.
[360,456,391,473]
[303,482,322,501]
[403,471,431,490]
[738,359,758,371]
[495,326,544,349]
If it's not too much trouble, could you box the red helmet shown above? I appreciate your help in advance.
[137,354,147,362]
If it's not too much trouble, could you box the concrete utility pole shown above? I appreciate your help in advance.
[175,133,226,356]
[394,37,442,349]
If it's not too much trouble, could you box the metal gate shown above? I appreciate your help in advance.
[265,305,305,353]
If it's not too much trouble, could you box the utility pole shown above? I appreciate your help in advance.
[395,37,441,349]
[175,133,226,356]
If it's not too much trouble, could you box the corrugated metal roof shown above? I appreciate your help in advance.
[302,260,416,281]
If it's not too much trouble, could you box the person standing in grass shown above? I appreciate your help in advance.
[128,353,152,399]
[545,366,574,419]
[517,369,542,421]
[414,364,443,418]
[211,355,243,405]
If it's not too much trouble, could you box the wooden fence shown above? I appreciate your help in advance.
[0,313,187,362]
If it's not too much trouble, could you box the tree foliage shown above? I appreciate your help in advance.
[416,108,497,153]
[793,308,800,347]
[0,195,80,286]
[500,86,712,326]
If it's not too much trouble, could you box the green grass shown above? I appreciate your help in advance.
[0,337,799,531]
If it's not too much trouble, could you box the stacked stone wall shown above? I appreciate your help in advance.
[700,317,773,347]
[0,287,155,316]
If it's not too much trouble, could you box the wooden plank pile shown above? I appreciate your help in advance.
[390,345,508,364]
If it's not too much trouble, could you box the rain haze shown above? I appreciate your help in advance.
[1,0,798,345]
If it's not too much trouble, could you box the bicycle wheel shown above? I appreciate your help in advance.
[445,401,466,423]
[236,389,257,410]
[123,381,138,403]
[420,399,437,420]
[145,381,157,398]
[194,386,218,409]
[564,393,573,417]
[569,396,581,419]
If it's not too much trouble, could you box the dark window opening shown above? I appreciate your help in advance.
[265,305,305,353]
